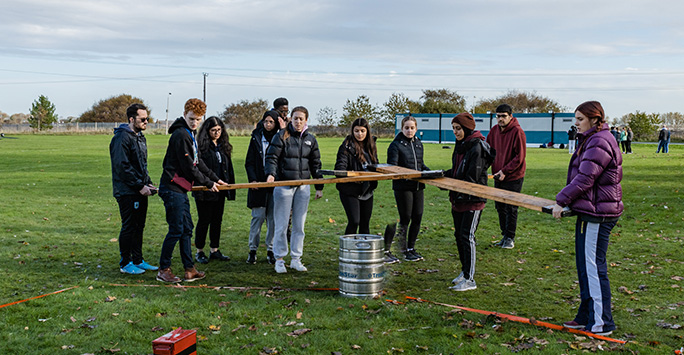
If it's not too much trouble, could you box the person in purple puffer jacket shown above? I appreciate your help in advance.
[552,101,623,337]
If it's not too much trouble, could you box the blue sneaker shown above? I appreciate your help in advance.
[134,260,159,271]
[120,262,145,275]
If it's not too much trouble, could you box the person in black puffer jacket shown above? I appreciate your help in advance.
[386,115,430,263]
[444,113,495,292]
[265,106,323,274]
[244,110,280,264]
[334,118,379,235]
[191,116,236,264]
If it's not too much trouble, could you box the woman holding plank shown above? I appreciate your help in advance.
[334,118,379,235]
[265,106,324,274]
[191,116,235,264]
[244,110,281,264]
[385,115,429,263]
[444,113,495,291]
[553,101,623,336]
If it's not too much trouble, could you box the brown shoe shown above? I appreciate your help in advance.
[184,267,206,282]
[156,268,181,283]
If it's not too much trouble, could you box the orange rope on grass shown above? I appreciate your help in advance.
[0,286,79,309]
[386,296,626,344]
[108,283,339,291]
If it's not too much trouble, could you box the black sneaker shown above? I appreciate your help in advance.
[195,251,209,264]
[266,250,276,264]
[409,249,424,261]
[404,251,421,262]
[246,250,257,264]
[210,250,230,261]
[501,238,515,249]
[383,251,400,264]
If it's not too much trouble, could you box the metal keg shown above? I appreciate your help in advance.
[339,234,385,297]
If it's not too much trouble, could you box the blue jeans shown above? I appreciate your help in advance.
[158,188,195,270]
[272,185,310,260]
[657,139,670,153]
[248,193,275,251]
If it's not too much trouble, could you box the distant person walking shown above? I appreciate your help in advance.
[619,127,627,154]
[625,127,633,154]
[191,116,235,265]
[553,100,623,336]
[486,104,526,250]
[656,125,670,153]
[109,103,159,275]
[568,125,577,154]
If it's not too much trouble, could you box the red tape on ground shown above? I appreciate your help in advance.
[386,296,626,344]
[0,286,79,309]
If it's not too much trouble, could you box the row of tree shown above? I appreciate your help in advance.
[2,91,682,140]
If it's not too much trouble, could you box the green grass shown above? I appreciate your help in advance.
[0,134,682,354]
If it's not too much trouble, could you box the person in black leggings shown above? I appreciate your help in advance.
[335,118,378,235]
[386,115,429,262]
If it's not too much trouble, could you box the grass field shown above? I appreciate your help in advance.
[0,133,682,354]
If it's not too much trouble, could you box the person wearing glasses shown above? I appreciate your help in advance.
[485,104,527,250]
[191,116,236,264]
[109,103,159,275]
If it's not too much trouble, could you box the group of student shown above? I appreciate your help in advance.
[609,126,633,154]
[110,97,622,336]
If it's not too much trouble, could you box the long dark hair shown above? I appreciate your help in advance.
[348,118,378,164]
[197,116,232,157]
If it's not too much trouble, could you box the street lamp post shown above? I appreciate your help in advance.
[549,110,555,146]
[166,93,172,134]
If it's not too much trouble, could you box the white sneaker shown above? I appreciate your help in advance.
[451,272,465,285]
[449,279,477,292]
[275,260,287,274]
[289,259,308,272]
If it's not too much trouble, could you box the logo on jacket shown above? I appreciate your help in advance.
[304,140,312,146]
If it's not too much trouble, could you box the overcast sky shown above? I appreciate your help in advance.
[1,0,683,123]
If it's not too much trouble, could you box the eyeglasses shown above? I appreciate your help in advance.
[138,117,149,122]
[495,114,509,118]
[209,128,222,133]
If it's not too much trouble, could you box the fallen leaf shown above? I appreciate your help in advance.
[208,325,221,331]
[109,238,118,242]
[151,326,164,332]
[351,344,361,349]
[70,316,77,322]
[287,328,312,337]
[104,296,116,302]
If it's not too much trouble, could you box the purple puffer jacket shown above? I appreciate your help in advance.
[556,123,623,218]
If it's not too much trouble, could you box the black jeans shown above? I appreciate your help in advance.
[194,198,225,250]
[116,194,148,267]
[494,178,524,240]
[339,193,374,235]
[394,189,424,250]
[159,188,195,270]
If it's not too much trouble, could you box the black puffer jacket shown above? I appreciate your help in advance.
[110,124,153,198]
[445,131,495,205]
[265,123,324,190]
[192,141,235,201]
[334,136,378,197]
[159,117,219,193]
[387,132,429,191]
[245,121,275,208]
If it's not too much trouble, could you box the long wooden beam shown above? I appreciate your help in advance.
[372,165,571,216]
[190,170,441,192]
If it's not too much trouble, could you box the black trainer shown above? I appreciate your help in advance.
[383,251,400,264]
[246,250,257,264]
[404,250,421,262]
[266,250,276,264]
[195,251,209,264]
[409,249,424,261]
[210,250,230,261]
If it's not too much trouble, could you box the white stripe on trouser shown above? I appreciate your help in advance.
[467,210,481,281]
[584,222,605,332]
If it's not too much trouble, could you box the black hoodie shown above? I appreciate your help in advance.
[110,123,152,198]
[245,119,277,208]
[159,117,219,193]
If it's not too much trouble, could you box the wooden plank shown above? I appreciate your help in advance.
[373,165,571,216]
[318,169,383,177]
[191,171,430,191]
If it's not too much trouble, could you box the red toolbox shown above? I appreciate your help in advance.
[152,328,197,355]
